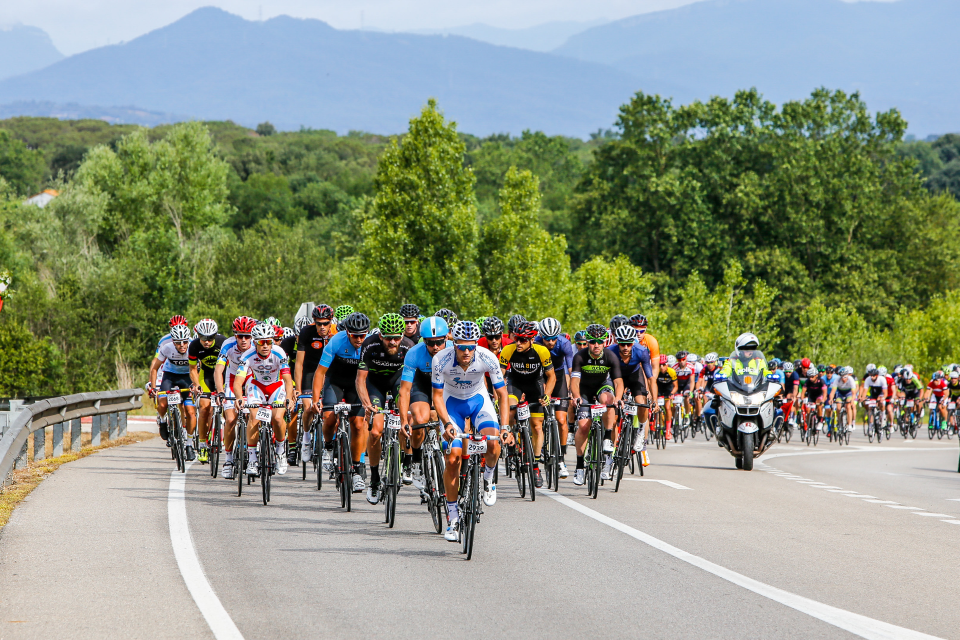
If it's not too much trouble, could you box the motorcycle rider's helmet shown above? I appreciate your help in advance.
[735,332,759,350]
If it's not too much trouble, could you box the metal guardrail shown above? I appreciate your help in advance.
[0,389,143,488]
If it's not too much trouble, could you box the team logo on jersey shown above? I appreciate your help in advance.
[452,376,474,388]
[312,341,322,349]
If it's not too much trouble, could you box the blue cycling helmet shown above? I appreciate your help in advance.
[420,316,449,339]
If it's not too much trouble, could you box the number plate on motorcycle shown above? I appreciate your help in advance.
[516,404,531,420]
[256,407,271,422]
[167,393,181,405]
[334,402,350,413]
[466,440,487,455]
[624,404,637,416]
[387,414,401,429]
[591,405,606,417]
[657,397,665,407]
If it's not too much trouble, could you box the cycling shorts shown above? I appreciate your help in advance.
[198,368,216,394]
[445,392,499,449]
[160,373,195,407]
[624,371,648,399]
[834,389,852,400]
[868,387,885,400]
[576,378,615,420]
[366,372,402,410]
[551,373,570,411]
[506,377,544,418]
[322,381,364,417]
[409,376,434,408]
[300,368,316,398]
[248,379,286,406]
[903,388,921,400]
[675,378,691,395]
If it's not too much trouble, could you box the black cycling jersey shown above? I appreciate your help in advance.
[188,334,225,373]
[279,335,297,361]
[297,324,331,372]
[571,348,622,389]
[358,334,415,389]
[701,364,720,392]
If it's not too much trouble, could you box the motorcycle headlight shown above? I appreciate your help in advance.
[729,391,746,406]
[747,392,766,405]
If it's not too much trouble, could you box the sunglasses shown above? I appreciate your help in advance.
[255,339,273,346]
[236,334,251,340]
[199,336,215,342]
[404,319,419,324]
[576,342,587,347]
[382,335,402,342]
[484,334,501,340]
[425,339,446,347]
[173,340,190,346]
[587,339,604,345]
[542,337,558,342]
[516,337,531,343]
[456,344,477,352]
[348,332,366,338]
[315,321,331,327]
[617,341,634,346]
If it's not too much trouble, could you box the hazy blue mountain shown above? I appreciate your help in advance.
[0,101,188,126]
[0,25,63,80]
[0,8,645,136]
[411,20,608,52]
[554,0,959,135]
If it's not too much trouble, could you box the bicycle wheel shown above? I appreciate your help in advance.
[812,418,819,446]
[387,440,400,528]
[423,450,443,534]
[337,428,350,511]
[465,458,481,560]
[590,424,601,499]
[210,412,222,478]
[614,431,630,492]
[236,443,245,497]
[806,413,815,446]
[521,428,536,502]
[260,429,271,506]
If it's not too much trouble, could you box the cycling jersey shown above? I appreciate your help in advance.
[675,363,694,391]
[896,375,923,396]
[499,343,553,382]
[478,334,513,355]
[947,381,960,398]
[927,379,948,398]
[279,335,298,362]
[637,332,660,360]
[359,334,415,388]
[432,345,505,400]
[237,346,290,385]
[768,369,785,385]
[156,338,190,375]
[535,335,575,373]
[401,340,451,385]
[571,348,623,390]
[822,373,840,390]
[606,344,652,379]
[804,377,827,401]
[318,331,363,388]
[297,324,331,373]
[655,366,677,390]
[835,375,857,392]
[188,334,225,392]
[701,364,721,393]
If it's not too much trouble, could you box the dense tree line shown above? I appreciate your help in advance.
[0,89,958,396]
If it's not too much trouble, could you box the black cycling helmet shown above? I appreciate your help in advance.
[312,304,334,320]
[507,314,527,334]
[514,321,538,339]
[482,316,503,337]
[341,312,370,334]
[584,324,608,341]
[435,308,458,327]
[574,330,587,342]
[399,303,420,318]
[630,314,648,328]
[609,314,629,331]
[676,350,689,362]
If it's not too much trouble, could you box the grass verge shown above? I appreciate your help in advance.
[0,431,158,531]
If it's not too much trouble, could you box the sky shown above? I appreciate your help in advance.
[1,0,703,55]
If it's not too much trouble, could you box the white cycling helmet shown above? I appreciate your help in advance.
[878,366,888,376]
[251,323,274,341]
[539,317,562,339]
[735,332,760,350]
[194,318,218,338]
[783,361,795,373]
[703,352,719,364]
[453,321,481,341]
[666,355,678,367]
[686,353,699,363]
[951,371,959,380]
[295,316,311,333]
[170,325,191,342]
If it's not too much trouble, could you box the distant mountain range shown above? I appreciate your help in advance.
[0,25,63,80]
[0,101,186,126]
[0,0,956,136]
[411,20,608,53]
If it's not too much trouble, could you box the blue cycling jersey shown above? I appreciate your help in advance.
[535,334,575,373]
[401,340,452,384]
[318,331,362,386]
[605,344,653,378]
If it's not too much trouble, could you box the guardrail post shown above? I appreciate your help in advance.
[52,422,64,457]
[119,412,128,437]
[14,441,27,469]
[71,418,81,452]
[33,427,46,460]
[90,415,101,447]
[108,412,118,440]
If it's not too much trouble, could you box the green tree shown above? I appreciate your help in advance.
[0,315,64,396]
[0,129,46,196]
[562,255,654,328]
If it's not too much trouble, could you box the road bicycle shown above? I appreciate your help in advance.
[582,401,617,499]
[613,400,647,492]
[541,397,571,492]
[672,394,688,443]
[412,421,444,534]
[864,399,884,443]
[454,431,499,561]
[162,388,188,472]
[804,401,819,447]
[245,400,284,506]
[235,407,248,497]
[505,401,536,501]
[652,397,667,450]
[207,395,224,477]
[325,402,363,512]
[370,401,403,528]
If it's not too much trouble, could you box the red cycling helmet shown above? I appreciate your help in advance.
[232,316,256,336]
[659,354,668,365]
[273,324,284,340]
[312,304,334,320]
[801,357,811,369]
[169,314,188,328]
[514,321,538,339]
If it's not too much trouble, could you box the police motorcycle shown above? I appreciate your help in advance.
[711,350,782,470]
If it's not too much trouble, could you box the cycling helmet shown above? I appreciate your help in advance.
[687,353,699,363]
[815,364,825,373]
[539,317,562,339]
[735,332,759,350]
[170,325,191,342]
[806,367,818,377]
[659,354,668,365]
[630,314,648,328]
[194,319,218,338]
[514,321,539,339]
[899,368,912,379]
[801,358,811,369]
[825,365,835,374]
[399,303,420,318]
[866,362,876,372]
[169,314,188,328]
[378,313,405,336]
[867,367,879,376]
[264,316,281,327]
[420,316,449,339]
[232,316,256,335]
[474,316,487,327]
[334,305,355,322]
[251,323,274,341]
[783,361,795,373]
[453,321,481,341]
[613,324,637,344]
[507,314,527,334]
[584,324,608,341]
[341,312,370,334]
[295,316,311,333]
[769,357,781,368]
[312,304,334,320]
[282,326,295,339]
[666,355,678,368]
[435,308,458,327]
[574,330,587,342]
[482,316,503,337]
[951,371,959,380]
[609,314,629,331]
[878,366,888,375]
[676,350,689,362]
[269,324,282,341]
[932,371,944,380]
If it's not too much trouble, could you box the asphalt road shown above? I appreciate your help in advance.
[2,427,959,640]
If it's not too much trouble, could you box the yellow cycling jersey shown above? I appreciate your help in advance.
[499,343,553,381]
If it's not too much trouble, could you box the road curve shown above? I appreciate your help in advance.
[2,430,959,639]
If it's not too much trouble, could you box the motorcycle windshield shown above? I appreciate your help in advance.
[726,350,768,394]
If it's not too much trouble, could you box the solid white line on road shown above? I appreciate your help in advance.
[544,491,944,640]
[862,500,899,504]
[885,505,924,510]
[912,512,952,517]
[942,520,960,525]
[843,494,877,499]
[169,463,245,640]
[946,499,960,502]
[621,478,692,490]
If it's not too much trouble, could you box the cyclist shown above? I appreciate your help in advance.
[697,352,722,434]
[433,321,511,542]
[897,367,924,423]
[828,366,858,434]
[506,314,526,341]
[821,365,840,431]
[435,308,459,335]
[333,305,354,332]
[213,316,256,479]
[499,320,555,488]
[925,371,948,427]
[674,350,695,425]
[573,330,587,351]
[861,368,888,428]
[570,324,624,485]
[233,323,295,476]
[357,313,416,504]
[148,324,197,459]
[398,316,450,442]
[607,324,652,461]
[294,304,335,447]
[535,317,575,478]
[478,316,512,355]
[400,304,421,341]
[603,314,630,348]
[803,367,828,431]
[655,355,678,441]
[308,311,370,493]
[630,314,660,379]
[946,371,960,428]
[187,319,224,463]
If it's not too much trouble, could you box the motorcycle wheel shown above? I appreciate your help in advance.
[741,432,754,471]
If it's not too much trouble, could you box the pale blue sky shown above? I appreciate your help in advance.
[1,0,895,56]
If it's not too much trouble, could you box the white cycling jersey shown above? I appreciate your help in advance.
[431,345,505,400]
[864,375,887,391]
[237,347,290,385]
[836,375,858,392]
[156,338,190,375]
[217,336,247,378]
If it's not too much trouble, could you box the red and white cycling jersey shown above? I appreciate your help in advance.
[927,378,948,398]
[238,346,290,386]
[884,374,895,397]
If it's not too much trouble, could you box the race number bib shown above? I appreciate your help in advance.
[929,401,938,409]
[387,413,401,429]
[865,400,876,407]
[591,405,605,418]
[167,393,181,405]
[624,404,637,416]
[334,402,351,414]
[906,400,914,408]
[516,404,531,420]
[657,397,665,407]
[256,407,272,422]
[466,439,487,455]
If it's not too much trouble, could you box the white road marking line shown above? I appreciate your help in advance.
[827,489,855,493]
[169,463,245,640]
[942,520,960,525]
[621,478,692,490]
[946,499,960,502]
[862,500,899,504]
[885,505,924,510]
[912,512,952,518]
[842,494,877,499]
[815,486,843,489]
[543,491,943,640]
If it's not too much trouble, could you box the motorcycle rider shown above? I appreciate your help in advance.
[718,333,770,378]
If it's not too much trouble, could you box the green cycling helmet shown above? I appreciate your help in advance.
[334,305,355,322]
[378,313,405,337]
[474,316,487,327]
